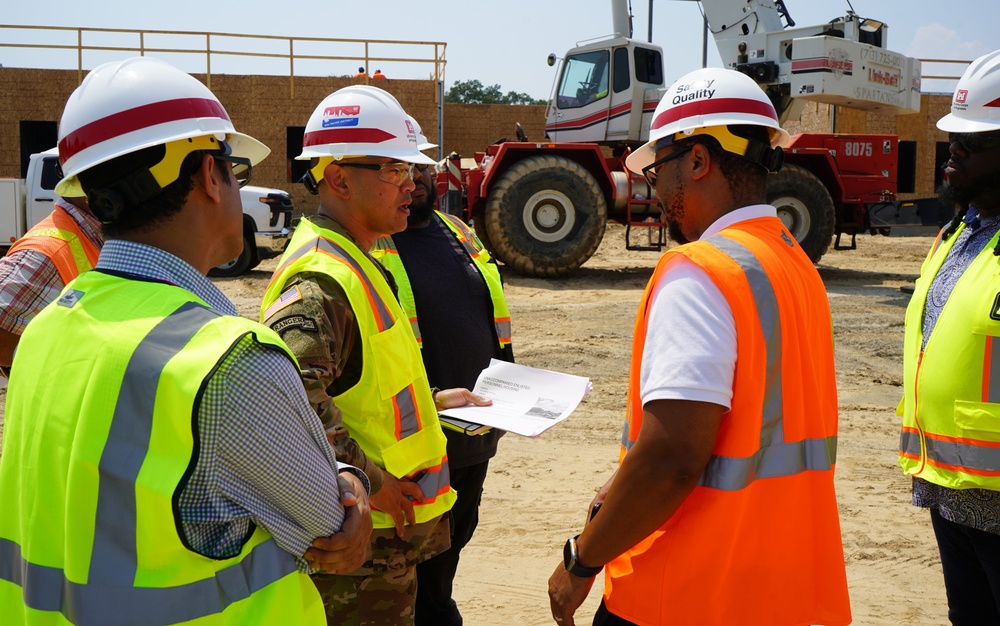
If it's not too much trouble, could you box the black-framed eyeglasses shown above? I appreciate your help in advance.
[641,144,693,187]
[338,161,414,186]
[949,132,1000,154]
[213,153,253,188]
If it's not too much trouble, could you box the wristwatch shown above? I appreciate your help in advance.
[563,535,603,578]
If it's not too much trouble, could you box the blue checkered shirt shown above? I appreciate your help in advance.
[96,240,349,570]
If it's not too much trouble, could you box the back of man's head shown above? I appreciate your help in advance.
[56,56,268,237]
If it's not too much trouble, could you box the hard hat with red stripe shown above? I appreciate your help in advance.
[937,50,1000,133]
[297,86,435,165]
[409,116,438,152]
[55,56,269,198]
[625,67,790,175]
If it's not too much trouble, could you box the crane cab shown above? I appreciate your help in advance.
[545,37,666,146]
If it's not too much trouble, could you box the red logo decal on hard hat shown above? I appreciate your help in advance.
[405,120,415,134]
[956,90,969,104]
[322,105,361,128]
[986,96,1000,108]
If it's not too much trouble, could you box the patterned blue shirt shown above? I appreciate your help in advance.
[96,240,348,569]
[913,207,1000,534]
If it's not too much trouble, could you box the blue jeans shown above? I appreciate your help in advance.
[931,508,1000,625]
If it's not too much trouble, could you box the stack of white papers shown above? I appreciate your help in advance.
[439,359,591,438]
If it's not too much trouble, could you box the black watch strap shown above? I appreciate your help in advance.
[563,535,603,578]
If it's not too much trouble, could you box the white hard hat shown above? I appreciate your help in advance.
[625,67,790,174]
[298,86,435,165]
[55,56,269,197]
[409,116,438,152]
[937,50,1000,133]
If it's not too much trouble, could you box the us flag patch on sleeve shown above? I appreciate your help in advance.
[263,285,302,320]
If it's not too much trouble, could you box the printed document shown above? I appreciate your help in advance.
[439,359,590,437]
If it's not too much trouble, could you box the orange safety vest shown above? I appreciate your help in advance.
[7,205,100,284]
[605,217,851,626]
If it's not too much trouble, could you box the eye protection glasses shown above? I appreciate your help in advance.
[338,161,415,186]
[212,153,253,188]
[641,144,693,187]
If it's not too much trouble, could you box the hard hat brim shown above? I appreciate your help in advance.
[936,113,1000,134]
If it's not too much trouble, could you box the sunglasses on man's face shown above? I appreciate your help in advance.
[338,161,414,186]
[213,153,253,188]
[949,132,1000,154]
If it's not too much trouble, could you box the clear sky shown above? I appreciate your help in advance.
[0,0,995,99]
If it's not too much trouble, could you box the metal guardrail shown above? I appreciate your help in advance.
[919,58,969,83]
[0,24,447,97]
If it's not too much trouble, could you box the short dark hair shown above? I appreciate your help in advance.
[78,146,228,238]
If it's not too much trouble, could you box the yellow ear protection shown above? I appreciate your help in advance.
[87,134,230,224]
[667,125,783,173]
[302,156,335,195]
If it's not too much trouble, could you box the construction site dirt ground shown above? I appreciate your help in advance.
[0,223,948,624]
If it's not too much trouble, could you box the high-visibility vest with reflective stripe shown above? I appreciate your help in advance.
[899,222,1000,488]
[7,206,100,284]
[262,218,455,529]
[605,218,851,626]
[0,270,324,625]
[371,211,512,349]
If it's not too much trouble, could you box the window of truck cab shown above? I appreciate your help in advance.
[557,50,610,109]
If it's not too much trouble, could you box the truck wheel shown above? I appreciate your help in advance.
[209,233,256,278]
[472,212,497,255]
[484,155,607,277]
[766,163,835,263]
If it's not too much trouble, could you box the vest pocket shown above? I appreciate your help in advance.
[954,400,1000,442]
[368,321,421,401]
[381,426,447,478]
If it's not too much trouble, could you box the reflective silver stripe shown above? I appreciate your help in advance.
[414,464,451,501]
[495,319,512,343]
[925,434,1000,474]
[699,436,837,490]
[91,302,218,584]
[621,418,632,450]
[396,385,420,438]
[1,536,295,625]
[694,235,835,491]
[439,213,480,257]
[410,319,423,344]
[2,302,297,623]
[987,336,1000,403]
[899,429,922,458]
[314,238,394,329]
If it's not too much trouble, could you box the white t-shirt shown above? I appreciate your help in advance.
[639,205,777,410]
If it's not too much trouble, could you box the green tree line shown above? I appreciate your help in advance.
[444,79,547,105]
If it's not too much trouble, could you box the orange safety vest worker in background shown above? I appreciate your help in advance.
[6,198,100,284]
[372,69,387,79]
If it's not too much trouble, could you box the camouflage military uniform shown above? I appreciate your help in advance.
[262,215,451,626]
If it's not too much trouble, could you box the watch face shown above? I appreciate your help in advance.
[563,537,573,569]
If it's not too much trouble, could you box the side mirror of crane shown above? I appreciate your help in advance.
[547,53,556,67]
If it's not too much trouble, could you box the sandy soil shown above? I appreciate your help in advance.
[0,223,949,625]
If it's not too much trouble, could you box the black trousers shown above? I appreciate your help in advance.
[414,460,490,626]
[593,599,637,625]
[932,508,1000,625]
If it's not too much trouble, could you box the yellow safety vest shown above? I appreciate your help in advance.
[0,270,324,625]
[261,217,456,529]
[371,211,511,349]
[899,222,1000,489]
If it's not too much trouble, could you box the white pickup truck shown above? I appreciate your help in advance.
[0,149,294,277]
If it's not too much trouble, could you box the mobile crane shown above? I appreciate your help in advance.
[439,0,925,276]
